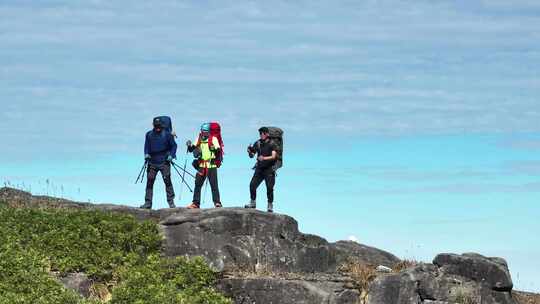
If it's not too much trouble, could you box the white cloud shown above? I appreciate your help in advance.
[0,0,539,156]
[348,235,359,243]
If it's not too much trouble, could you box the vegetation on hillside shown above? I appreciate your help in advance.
[0,202,231,304]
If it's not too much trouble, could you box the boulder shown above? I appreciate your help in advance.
[367,261,517,304]
[160,208,335,273]
[331,241,400,268]
[57,272,93,298]
[433,253,513,291]
[367,272,419,304]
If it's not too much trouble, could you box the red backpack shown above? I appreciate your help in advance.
[196,122,224,167]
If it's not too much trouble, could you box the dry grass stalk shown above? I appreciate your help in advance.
[514,291,540,304]
[339,259,378,293]
[393,259,418,273]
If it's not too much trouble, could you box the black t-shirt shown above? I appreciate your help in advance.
[254,139,277,170]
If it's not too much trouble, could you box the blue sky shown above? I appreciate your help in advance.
[1,0,539,292]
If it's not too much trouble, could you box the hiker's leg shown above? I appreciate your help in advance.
[249,171,264,201]
[192,172,206,206]
[264,170,276,203]
[144,165,159,206]
[162,163,175,206]
[208,168,220,204]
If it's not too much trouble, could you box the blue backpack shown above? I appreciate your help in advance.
[153,116,173,133]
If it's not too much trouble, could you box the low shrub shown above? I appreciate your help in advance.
[0,205,162,281]
[111,254,231,304]
[0,203,232,304]
[0,243,95,304]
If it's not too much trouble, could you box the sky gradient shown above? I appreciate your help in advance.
[1,0,539,292]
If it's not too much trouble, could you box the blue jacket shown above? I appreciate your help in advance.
[144,130,177,165]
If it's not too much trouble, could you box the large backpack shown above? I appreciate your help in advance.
[266,126,283,170]
[153,116,173,133]
[196,121,224,168]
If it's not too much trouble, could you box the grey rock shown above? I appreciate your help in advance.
[331,241,400,268]
[218,275,360,304]
[367,272,419,304]
[376,265,393,273]
[161,208,335,273]
[433,253,513,291]
[367,262,517,304]
[58,272,93,298]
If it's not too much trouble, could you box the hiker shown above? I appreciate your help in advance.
[186,122,223,209]
[245,127,280,212]
[140,117,178,209]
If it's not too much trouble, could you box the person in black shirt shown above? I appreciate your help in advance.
[245,127,278,212]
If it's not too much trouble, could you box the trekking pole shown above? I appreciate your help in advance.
[140,161,148,184]
[171,161,193,193]
[135,160,148,184]
[171,161,196,179]
[178,149,189,200]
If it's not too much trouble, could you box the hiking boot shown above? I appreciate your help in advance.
[267,202,274,213]
[214,202,222,208]
[186,203,200,209]
[139,203,152,209]
[168,201,176,208]
[244,200,256,209]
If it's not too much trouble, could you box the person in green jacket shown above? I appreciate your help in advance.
[186,123,222,209]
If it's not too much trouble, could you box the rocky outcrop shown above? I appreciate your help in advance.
[433,253,513,291]
[161,208,335,273]
[0,188,526,304]
[367,255,517,304]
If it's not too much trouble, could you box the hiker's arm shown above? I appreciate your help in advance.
[258,151,277,161]
[187,140,195,152]
[268,150,278,160]
[169,134,177,159]
[186,138,197,152]
[247,141,257,158]
[144,133,150,156]
[247,146,255,158]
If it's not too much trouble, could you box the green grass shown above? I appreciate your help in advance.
[0,202,231,304]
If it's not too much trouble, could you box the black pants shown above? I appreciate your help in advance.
[192,168,220,206]
[145,162,175,206]
[250,168,276,203]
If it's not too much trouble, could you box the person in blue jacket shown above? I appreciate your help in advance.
[140,117,178,209]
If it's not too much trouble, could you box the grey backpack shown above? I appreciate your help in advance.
[266,127,283,170]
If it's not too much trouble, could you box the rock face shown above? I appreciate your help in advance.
[433,253,513,291]
[161,208,334,273]
[218,274,360,304]
[0,187,524,304]
[161,209,401,274]
[367,255,517,304]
